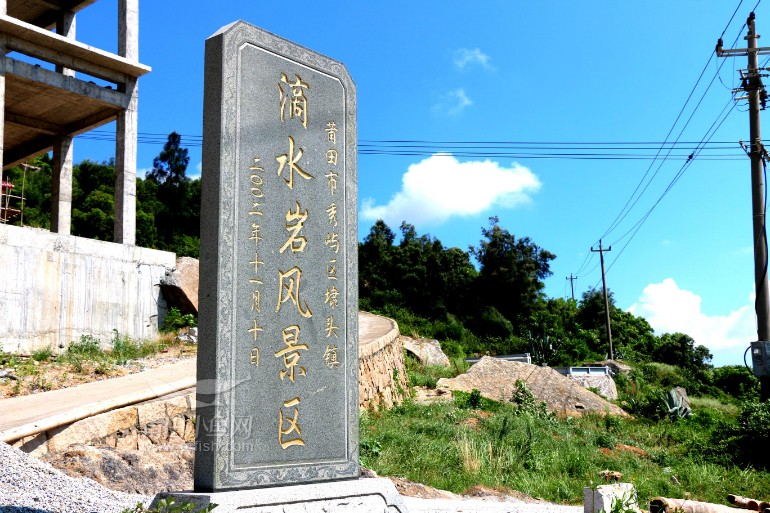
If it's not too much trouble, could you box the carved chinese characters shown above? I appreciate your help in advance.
[196,21,357,491]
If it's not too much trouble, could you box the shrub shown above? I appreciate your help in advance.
[160,307,197,333]
[67,335,103,356]
[31,346,53,362]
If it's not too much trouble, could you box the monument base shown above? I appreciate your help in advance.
[151,477,408,513]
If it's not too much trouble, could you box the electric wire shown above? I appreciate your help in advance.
[596,10,748,247]
[582,2,755,288]
[594,97,737,288]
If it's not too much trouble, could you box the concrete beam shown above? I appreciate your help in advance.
[25,0,98,30]
[6,111,64,135]
[114,77,137,245]
[114,0,139,246]
[3,111,118,169]
[0,14,150,84]
[3,56,131,108]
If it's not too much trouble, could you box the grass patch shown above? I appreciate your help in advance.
[0,331,194,398]
[404,352,468,389]
[360,393,770,505]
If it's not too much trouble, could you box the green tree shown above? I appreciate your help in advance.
[71,159,117,240]
[142,132,200,256]
[146,131,190,187]
[359,220,398,308]
[651,332,713,377]
[712,365,759,401]
[470,216,555,333]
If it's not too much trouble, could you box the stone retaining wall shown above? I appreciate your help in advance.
[11,313,410,455]
[358,315,409,410]
[11,389,196,457]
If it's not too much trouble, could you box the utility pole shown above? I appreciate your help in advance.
[566,274,577,301]
[718,13,770,399]
[591,240,614,361]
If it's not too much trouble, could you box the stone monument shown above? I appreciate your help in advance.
[151,20,406,512]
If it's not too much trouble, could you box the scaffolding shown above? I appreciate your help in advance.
[1,163,39,225]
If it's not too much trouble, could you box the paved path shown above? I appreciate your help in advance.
[0,311,395,442]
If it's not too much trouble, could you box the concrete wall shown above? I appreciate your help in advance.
[0,224,175,353]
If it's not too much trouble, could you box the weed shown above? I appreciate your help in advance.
[121,497,217,512]
[67,335,104,357]
[31,346,53,362]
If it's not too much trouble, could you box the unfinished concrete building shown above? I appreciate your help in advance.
[0,0,178,353]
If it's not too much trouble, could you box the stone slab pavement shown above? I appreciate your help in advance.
[0,311,393,442]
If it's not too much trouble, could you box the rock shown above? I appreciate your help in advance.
[47,407,138,452]
[568,374,619,400]
[436,356,629,417]
[412,385,453,405]
[388,476,459,500]
[401,336,451,367]
[159,257,199,315]
[589,360,632,376]
[43,443,194,495]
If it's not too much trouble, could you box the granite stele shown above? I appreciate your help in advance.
[193,20,359,491]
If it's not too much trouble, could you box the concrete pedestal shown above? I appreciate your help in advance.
[152,478,407,513]
[584,483,641,513]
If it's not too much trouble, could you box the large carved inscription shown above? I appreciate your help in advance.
[195,21,357,491]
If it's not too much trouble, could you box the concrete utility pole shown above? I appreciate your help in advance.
[591,240,614,361]
[718,13,770,399]
[566,274,577,301]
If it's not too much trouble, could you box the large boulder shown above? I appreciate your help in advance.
[437,356,629,417]
[44,443,193,495]
[401,336,451,367]
[159,257,199,315]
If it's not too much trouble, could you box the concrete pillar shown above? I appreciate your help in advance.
[51,136,73,234]
[114,0,139,245]
[0,0,6,196]
[55,10,76,77]
[51,10,76,235]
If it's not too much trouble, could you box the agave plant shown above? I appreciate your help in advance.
[661,388,692,421]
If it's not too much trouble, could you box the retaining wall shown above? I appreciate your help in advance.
[0,224,176,353]
[9,313,410,455]
[358,315,409,410]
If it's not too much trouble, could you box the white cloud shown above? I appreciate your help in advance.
[187,161,202,179]
[432,88,473,116]
[628,278,756,352]
[138,168,152,179]
[360,153,541,227]
[454,48,493,70]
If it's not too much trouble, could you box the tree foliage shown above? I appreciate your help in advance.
[2,133,200,257]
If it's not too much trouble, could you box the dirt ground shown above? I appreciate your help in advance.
[0,343,196,399]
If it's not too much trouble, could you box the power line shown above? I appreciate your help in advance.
[74,131,752,161]
[580,1,756,287]
[596,5,749,246]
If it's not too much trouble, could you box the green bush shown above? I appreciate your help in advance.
[67,335,103,357]
[31,346,53,362]
[160,307,197,333]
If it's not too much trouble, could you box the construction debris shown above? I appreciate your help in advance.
[727,495,769,511]
[650,497,740,513]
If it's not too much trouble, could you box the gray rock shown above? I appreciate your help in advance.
[437,356,629,417]
[402,336,451,367]
[160,257,199,316]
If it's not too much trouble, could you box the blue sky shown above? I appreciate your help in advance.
[68,1,769,366]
